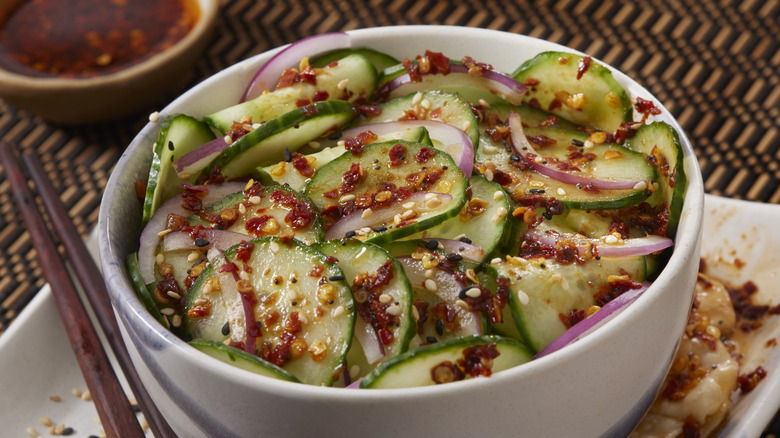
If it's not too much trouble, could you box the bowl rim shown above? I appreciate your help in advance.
[0,0,219,90]
[99,24,704,402]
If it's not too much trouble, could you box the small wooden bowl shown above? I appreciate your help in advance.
[0,0,218,125]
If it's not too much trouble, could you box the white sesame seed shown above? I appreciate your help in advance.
[584,139,594,149]
[386,304,402,316]
[604,234,619,244]
[411,305,420,321]
[148,111,160,123]
[270,241,280,253]
[412,92,423,105]
[203,283,213,294]
[424,269,434,279]
[359,227,372,234]
[361,208,373,219]
[224,135,234,145]
[308,141,321,149]
[402,201,416,209]
[160,307,175,316]
[424,192,438,200]
[172,315,182,328]
[561,276,570,291]
[194,298,208,306]
[337,78,349,91]
[249,195,262,204]
[187,251,201,263]
[424,279,438,292]
[493,190,503,201]
[379,293,393,304]
[81,389,92,401]
[482,144,498,154]
[465,287,481,298]
[492,207,507,223]
[166,291,181,300]
[350,364,361,379]
[239,271,249,281]
[491,257,502,264]
[557,187,566,196]
[516,290,530,305]
[420,98,432,109]
[252,123,262,130]
[393,214,402,225]
[26,427,38,438]
[401,209,415,219]
[455,299,470,310]
[238,203,247,214]
[287,289,298,300]
[478,98,491,108]
[157,228,172,238]
[462,120,471,131]
[485,168,494,182]
[426,198,442,208]
[339,194,356,203]
[71,388,82,398]
[333,305,346,318]
[155,253,165,265]
[633,181,648,191]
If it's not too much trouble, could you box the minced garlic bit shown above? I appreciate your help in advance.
[148,111,160,123]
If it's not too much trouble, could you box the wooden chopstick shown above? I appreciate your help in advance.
[21,152,178,438]
[0,141,162,438]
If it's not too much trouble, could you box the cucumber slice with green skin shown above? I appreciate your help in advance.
[382,240,484,344]
[403,175,513,264]
[142,114,216,225]
[203,100,357,180]
[258,125,432,192]
[492,255,647,352]
[126,252,167,327]
[475,128,651,210]
[511,51,632,132]
[188,185,324,245]
[314,240,416,375]
[304,140,468,245]
[485,101,580,131]
[310,47,399,73]
[183,259,229,342]
[365,90,480,149]
[359,335,533,389]
[185,237,355,386]
[624,121,687,238]
[476,266,523,341]
[189,338,300,383]
[204,54,377,133]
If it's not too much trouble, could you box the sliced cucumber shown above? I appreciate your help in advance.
[203,100,356,180]
[142,114,216,225]
[126,252,167,327]
[475,126,651,210]
[486,101,580,131]
[184,237,355,386]
[493,255,646,352]
[189,338,300,383]
[365,90,480,149]
[360,335,533,389]
[625,121,687,238]
[183,258,230,342]
[258,125,432,192]
[310,47,399,73]
[315,240,416,377]
[512,51,632,132]
[204,53,376,133]
[188,184,323,245]
[403,175,513,264]
[304,140,468,244]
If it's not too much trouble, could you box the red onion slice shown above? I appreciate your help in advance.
[535,282,651,358]
[138,182,246,284]
[324,191,453,240]
[508,112,649,191]
[342,120,474,177]
[378,62,528,105]
[354,316,385,365]
[240,32,352,102]
[523,229,673,259]
[421,238,485,263]
[172,137,229,178]
[162,229,250,253]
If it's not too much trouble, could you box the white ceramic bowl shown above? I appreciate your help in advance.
[99,25,704,437]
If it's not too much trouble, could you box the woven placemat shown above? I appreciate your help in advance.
[0,0,777,390]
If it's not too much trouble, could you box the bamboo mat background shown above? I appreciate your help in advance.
[0,0,778,432]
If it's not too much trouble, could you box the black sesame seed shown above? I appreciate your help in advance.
[372,226,387,232]
[540,263,547,269]
[345,230,357,238]
[529,189,545,194]
[291,278,297,283]
[328,275,345,281]
[459,236,472,244]
[131,404,142,413]
[221,322,230,336]
[445,253,463,262]
[426,336,438,344]
[595,255,601,260]
[194,237,210,247]
[328,130,343,140]
[425,239,439,250]
[435,319,444,336]
[62,427,74,436]
[167,140,175,151]
[283,147,293,162]
[374,165,381,170]
[182,333,193,342]
[442,166,448,170]
[542,212,552,220]
[458,286,472,299]
[292,301,298,306]
[571,139,585,147]
[510,154,520,162]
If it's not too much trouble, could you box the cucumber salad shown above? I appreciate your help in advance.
[128,32,686,389]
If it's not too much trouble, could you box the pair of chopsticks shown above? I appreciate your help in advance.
[0,141,175,438]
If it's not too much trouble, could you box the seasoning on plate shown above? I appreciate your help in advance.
[0,0,200,78]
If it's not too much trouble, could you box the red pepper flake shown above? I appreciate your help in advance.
[425,50,451,75]
[309,265,325,278]
[523,78,540,87]
[576,56,592,80]
[301,104,319,117]
[414,147,435,164]
[682,415,701,438]
[245,215,272,237]
[340,162,364,194]
[527,135,557,147]
[295,98,311,107]
[235,241,254,263]
[594,278,643,307]
[738,366,767,394]
[402,57,420,82]
[179,183,208,212]
[388,143,407,167]
[461,55,491,76]
[291,153,315,177]
[354,261,397,345]
[635,97,662,122]
[344,130,378,155]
